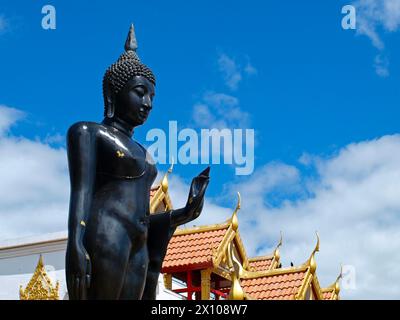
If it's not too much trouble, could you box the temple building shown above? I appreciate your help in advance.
[161,193,341,300]
[0,169,341,300]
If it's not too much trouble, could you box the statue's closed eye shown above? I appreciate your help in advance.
[134,86,145,96]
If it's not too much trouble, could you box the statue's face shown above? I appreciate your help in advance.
[115,75,155,127]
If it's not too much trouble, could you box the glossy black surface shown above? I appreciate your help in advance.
[65,27,210,300]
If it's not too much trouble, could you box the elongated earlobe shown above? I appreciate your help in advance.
[103,78,115,118]
[106,100,115,118]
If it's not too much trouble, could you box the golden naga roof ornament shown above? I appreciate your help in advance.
[161,160,174,193]
[333,264,343,295]
[230,192,241,231]
[227,242,245,300]
[307,232,320,274]
[19,255,60,300]
[273,231,283,262]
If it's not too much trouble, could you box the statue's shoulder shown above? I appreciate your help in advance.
[67,121,102,137]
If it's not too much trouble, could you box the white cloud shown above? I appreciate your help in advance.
[218,54,242,90]
[43,133,65,145]
[354,0,400,75]
[192,92,250,129]
[220,134,400,299]
[374,54,390,77]
[244,62,258,76]
[0,105,25,136]
[217,53,257,90]
[0,15,7,34]
[0,106,69,241]
[355,0,400,48]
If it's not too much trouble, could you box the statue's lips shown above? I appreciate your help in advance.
[139,111,149,120]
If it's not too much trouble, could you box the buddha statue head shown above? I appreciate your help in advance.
[103,24,156,127]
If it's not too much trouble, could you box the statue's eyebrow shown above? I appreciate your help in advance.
[129,82,146,91]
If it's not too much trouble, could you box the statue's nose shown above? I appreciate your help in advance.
[143,96,152,110]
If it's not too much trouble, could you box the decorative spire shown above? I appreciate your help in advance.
[161,160,174,193]
[308,232,320,274]
[227,242,245,300]
[124,23,138,52]
[273,231,283,262]
[231,192,241,231]
[334,264,343,295]
[19,255,60,300]
[38,254,44,268]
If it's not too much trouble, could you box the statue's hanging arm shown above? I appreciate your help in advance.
[65,122,96,300]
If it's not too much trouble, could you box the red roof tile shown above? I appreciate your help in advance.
[248,256,274,271]
[322,289,335,300]
[162,225,230,273]
[241,269,308,300]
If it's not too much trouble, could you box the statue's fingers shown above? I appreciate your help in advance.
[70,276,75,299]
[197,199,204,213]
[193,195,205,213]
[194,199,205,218]
[198,166,210,177]
[79,275,87,300]
[86,260,92,289]
[75,276,80,300]
[86,274,91,289]
[198,181,209,198]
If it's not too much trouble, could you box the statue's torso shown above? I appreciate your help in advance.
[68,121,158,244]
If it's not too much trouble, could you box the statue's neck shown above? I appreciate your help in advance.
[102,117,134,138]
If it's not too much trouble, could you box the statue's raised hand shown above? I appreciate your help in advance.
[170,167,210,227]
[186,166,210,218]
[66,241,91,300]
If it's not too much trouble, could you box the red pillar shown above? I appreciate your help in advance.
[215,279,220,300]
[187,271,193,300]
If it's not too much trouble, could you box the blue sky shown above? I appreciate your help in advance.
[2,0,400,298]
[2,0,399,189]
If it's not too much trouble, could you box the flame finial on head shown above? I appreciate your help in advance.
[124,24,138,52]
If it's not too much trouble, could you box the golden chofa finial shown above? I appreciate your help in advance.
[334,264,343,295]
[308,232,320,274]
[20,255,60,300]
[231,192,241,231]
[161,160,174,193]
[273,231,283,262]
[227,242,245,300]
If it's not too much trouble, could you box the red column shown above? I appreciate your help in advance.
[187,271,193,300]
[215,279,220,300]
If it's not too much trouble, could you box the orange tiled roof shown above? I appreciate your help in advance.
[248,256,274,272]
[162,225,230,273]
[322,290,334,300]
[321,286,339,300]
[241,268,308,300]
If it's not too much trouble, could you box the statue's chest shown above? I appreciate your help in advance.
[96,131,154,180]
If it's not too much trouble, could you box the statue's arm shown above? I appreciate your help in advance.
[67,122,97,245]
[66,122,97,299]
[169,166,210,228]
[152,167,210,228]
[143,167,210,299]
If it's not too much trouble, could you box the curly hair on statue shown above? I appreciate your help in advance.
[103,24,156,115]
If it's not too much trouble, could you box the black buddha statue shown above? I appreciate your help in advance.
[65,24,210,300]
